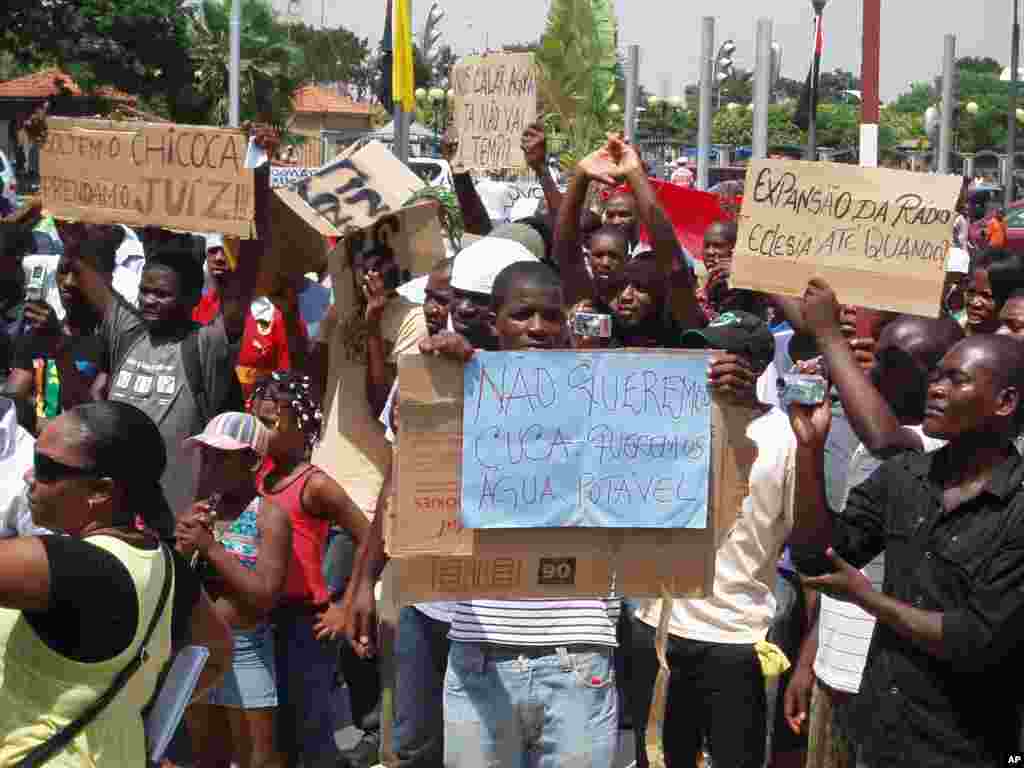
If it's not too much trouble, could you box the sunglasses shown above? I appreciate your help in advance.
[33,452,98,484]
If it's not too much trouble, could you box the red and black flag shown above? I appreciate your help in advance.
[793,14,824,131]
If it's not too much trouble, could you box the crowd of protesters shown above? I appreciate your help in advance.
[0,118,1022,768]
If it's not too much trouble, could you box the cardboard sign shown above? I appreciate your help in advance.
[730,160,963,317]
[460,350,712,529]
[293,141,427,235]
[388,352,742,600]
[255,187,340,295]
[450,53,538,172]
[39,118,255,237]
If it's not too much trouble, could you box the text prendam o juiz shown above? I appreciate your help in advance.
[40,176,252,222]
[43,128,244,172]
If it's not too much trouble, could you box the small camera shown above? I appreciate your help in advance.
[572,312,612,338]
[24,264,48,303]
[777,374,828,407]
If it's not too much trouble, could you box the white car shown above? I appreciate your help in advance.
[0,151,16,215]
[407,157,454,190]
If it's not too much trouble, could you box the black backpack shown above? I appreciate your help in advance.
[180,330,246,422]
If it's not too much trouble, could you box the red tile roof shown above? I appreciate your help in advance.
[292,84,372,115]
[0,69,136,103]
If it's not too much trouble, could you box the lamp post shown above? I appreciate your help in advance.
[806,0,827,161]
[416,87,452,151]
[715,40,737,109]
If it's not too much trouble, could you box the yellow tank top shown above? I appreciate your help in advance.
[0,535,175,767]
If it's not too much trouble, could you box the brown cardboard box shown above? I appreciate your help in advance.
[389,353,762,601]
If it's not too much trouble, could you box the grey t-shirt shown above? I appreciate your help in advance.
[101,299,237,533]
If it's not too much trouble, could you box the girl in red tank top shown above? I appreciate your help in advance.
[250,371,370,767]
[251,371,369,608]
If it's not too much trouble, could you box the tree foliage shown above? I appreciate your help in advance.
[3,0,199,120]
[535,0,619,169]
[190,0,304,130]
[288,24,370,87]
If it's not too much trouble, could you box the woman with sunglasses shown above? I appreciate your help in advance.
[0,400,232,766]
[249,371,369,768]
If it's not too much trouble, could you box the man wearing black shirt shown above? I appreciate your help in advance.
[790,298,1024,767]
[6,229,118,426]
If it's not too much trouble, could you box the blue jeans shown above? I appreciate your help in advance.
[443,642,619,768]
[394,606,451,767]
[273,606,341,768]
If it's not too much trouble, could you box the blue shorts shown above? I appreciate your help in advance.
[207,624,278,709]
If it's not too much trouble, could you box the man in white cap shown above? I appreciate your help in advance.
[448,236,539,349]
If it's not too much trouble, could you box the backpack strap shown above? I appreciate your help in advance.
[181,332,210,425]
[17,543,175,768]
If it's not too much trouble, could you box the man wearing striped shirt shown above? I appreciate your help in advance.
[420,257,621,767]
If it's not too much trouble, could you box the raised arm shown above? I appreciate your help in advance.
[522,124,563,223]
[221,164,269,341]
[442,131,493,237]
[616,141,702,330]
[802,279,924,456]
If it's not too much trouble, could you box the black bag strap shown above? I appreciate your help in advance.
[17,543,175,768]
[181,331,210,424]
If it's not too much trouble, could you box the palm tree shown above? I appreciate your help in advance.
[535,0,619,170]
[189,0,305,131]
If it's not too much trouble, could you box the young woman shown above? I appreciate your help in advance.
[249,371,369,768]
[176,412,292,768]
[0,401,231,766]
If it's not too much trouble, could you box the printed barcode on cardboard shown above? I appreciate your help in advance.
[433,558,523,590]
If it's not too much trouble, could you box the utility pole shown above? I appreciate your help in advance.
[806,1,826,161]
[938,34,955,174]
[625,45,640,144]
[859,0,880,167]
[229,0,240,127]
[1008,0,1020,207]
[752,18,772,159]
[698,17,714,190]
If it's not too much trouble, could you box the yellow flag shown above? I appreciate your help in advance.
[392,0,415,112]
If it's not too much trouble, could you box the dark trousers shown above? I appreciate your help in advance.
[630,618,766,768]
[393,606,451,767]
[325,528,382,735]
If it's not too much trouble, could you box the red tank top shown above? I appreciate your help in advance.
[258,462,330,607]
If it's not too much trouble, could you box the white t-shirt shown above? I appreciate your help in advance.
[635,407,796,643]
[813,425,946,693]
[0,399,43,538]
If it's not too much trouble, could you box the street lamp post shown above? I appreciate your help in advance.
[416,87,453,152]
[807,0,827,161]
[1009,0,1021,206]
[715,40,737,109]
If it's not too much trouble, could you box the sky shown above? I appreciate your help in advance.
[277,0,1019,103]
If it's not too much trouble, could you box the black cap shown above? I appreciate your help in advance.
[680,311,775,371]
